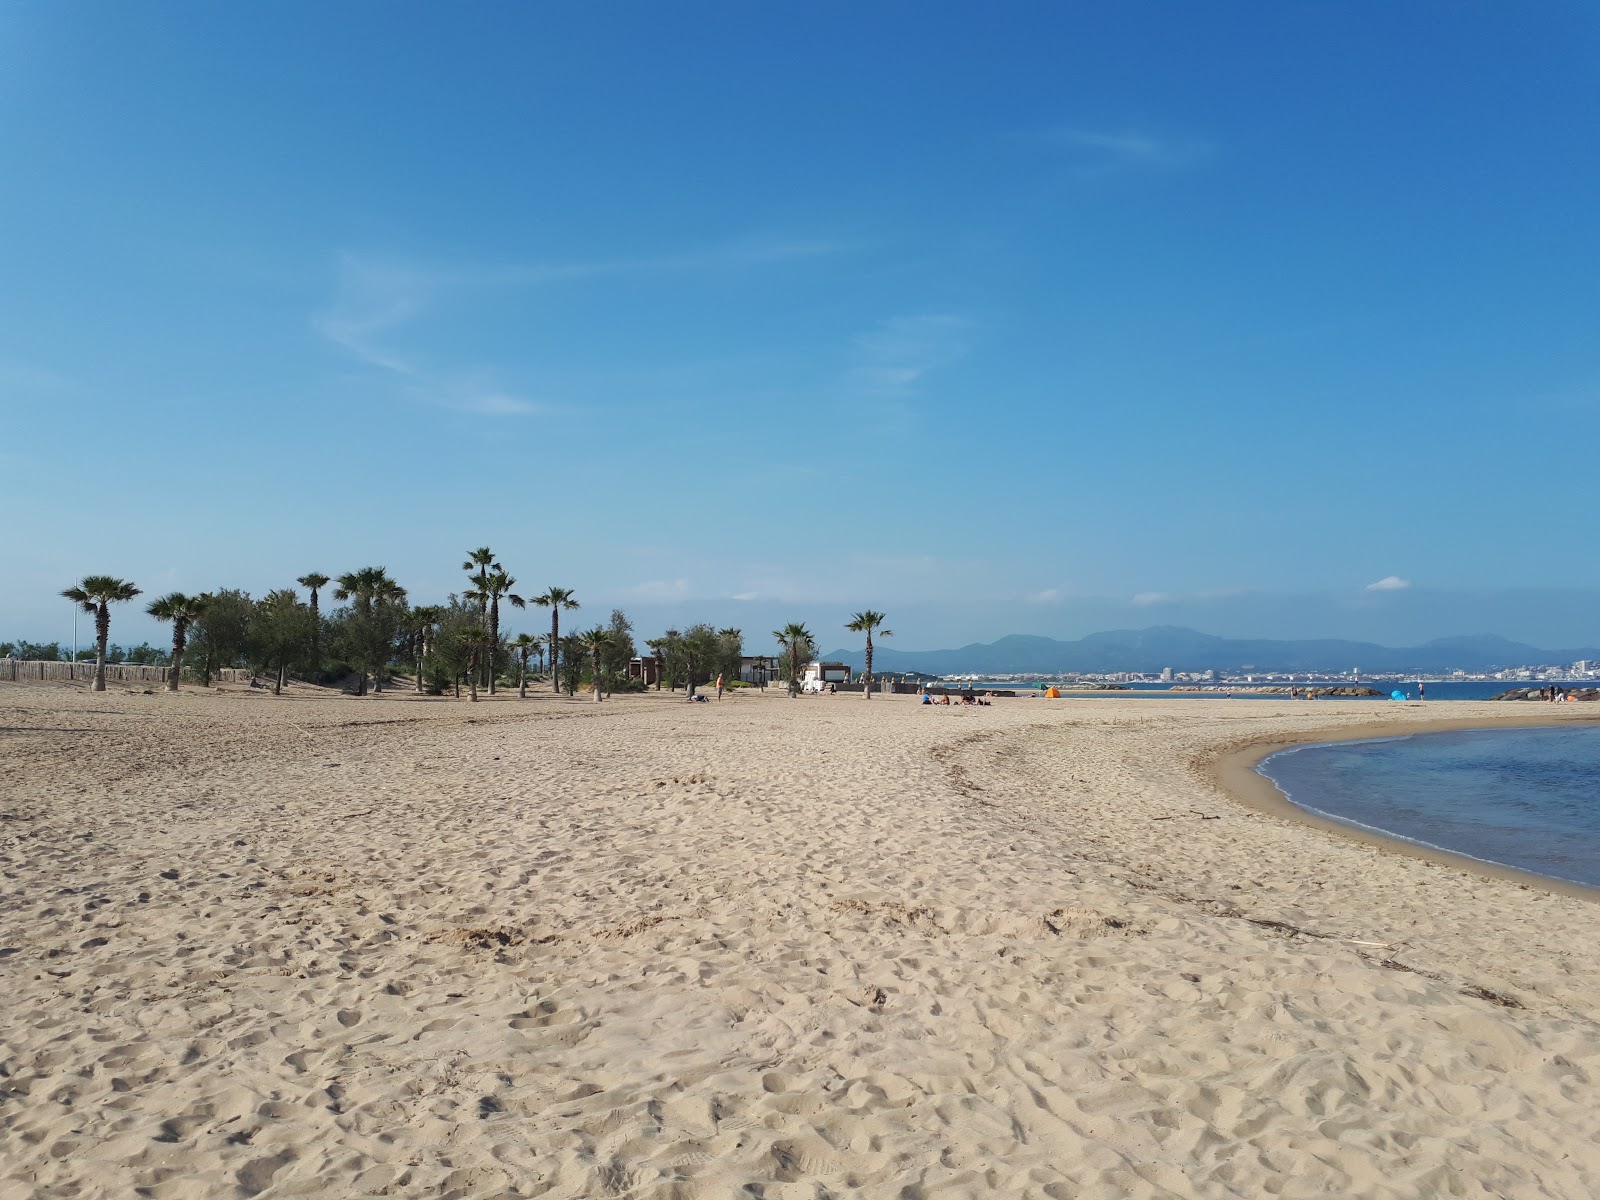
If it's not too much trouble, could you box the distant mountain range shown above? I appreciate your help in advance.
[818,626,1600,676]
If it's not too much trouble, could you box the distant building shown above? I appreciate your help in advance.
[739,655,779,685]
[802,661,852,683]
[1160,667,1173,682]
[626,655,663,686]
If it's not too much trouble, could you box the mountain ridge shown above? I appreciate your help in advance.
[818,626,1599,675]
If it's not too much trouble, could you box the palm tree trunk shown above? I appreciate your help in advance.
[275,662,285,696]
[550,616,560,694]
[488,598,499,694]
[865,632,874,699]
[308,589,321,678]
[518,656,527,699]
[468,648,479,702]
[93,604,109,691]
[167,622,185,692]
[592,650,603,702]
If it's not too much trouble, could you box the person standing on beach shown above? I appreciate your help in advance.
[716,673,725,701]
[1419,681,1425,701]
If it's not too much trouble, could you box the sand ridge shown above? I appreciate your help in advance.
[2,685,1598,1198]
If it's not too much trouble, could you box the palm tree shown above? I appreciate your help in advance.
[297,572,330,677]
[463,548,496,612]
[532,587,580,694]
[846,610,893,698]
[475,567,525,694]
[774,622,813,697]
[512,633,537,698]
[409,604,446,692]
[578,626,611,702]
[146,592,209,692]
[62,576,141,691]
[462,626,491,702]
[334,567,407,695]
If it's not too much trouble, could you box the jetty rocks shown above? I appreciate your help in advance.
[1490,686,1600,702]
[1169,685,1384,697]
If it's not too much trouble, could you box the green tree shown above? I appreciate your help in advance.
[62,576,142,691]
[408,605,446,693]
[146,592,209,692]
[251,589,317,694]
[659,623,721,698]
[511,633,538,698]
[467,567,524,694]
[14,641,62,662]
[601,609,636,683]
[715,627,744,688]
[577,626,612,702]
[332,567,407,695]
[773,623,814,697]
[557,633,585,695]
[644,635,669,690]
[846,610,893,698]
[297,572,330,676]
[189,589,254,686]
[533,587,580,694]
[422,596,480,697]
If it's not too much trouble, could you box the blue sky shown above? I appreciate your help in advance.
[4,2,1598,653]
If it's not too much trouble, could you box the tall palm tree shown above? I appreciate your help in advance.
[146,592,209,693]
[511,633,537,698]
[463,548,496,615]
[773,622,813,698]
[334,567,407,695]
[532,587,580,694]
[578,626,611,703]
[475,567,525,694]
[409,604,446,692]
[62,576,141,691]
[462,626,491,702]
[645,636,667,690]
[846,610,893,699]
[297,572,330,677]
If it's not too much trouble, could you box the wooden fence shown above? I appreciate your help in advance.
[0,659,256,685]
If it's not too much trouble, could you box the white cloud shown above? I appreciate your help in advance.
[1025,588,1062,605]
[1132,592,1172,606]
[316,237,838,416]
[731,591,759,602]
[450,391,542,416]
[1052,128,1213,175]
[627,579,691,602]
[847,314,971,399]
[1366,576,1411,591]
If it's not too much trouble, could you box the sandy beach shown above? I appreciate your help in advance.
[3,684,1599,1199]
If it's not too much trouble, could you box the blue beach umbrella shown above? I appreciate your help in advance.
[1390,689,1407,701]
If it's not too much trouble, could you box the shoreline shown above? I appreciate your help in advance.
[1208,707,1600,902]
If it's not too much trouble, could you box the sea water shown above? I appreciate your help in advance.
[1257,726,1600,888]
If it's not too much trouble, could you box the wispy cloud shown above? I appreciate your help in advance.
[1049,127,1213,175]
[315,236,838,415]
[1132,591,1172,607]
[1366,576,1411,591]
[1025,588,1063,605]
[627,578,691,602]
[0,360,85,398]
[847,314,971,399]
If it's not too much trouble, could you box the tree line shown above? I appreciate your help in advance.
[52,563,898,699]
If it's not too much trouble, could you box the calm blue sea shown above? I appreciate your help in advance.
[973,681,1562,700]
[1257,726,1600,888]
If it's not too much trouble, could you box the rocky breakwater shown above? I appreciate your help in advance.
[1490,686,1600,701]
[1169,685,1384,697]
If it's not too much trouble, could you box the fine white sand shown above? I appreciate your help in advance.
[3,684,1599,1199]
